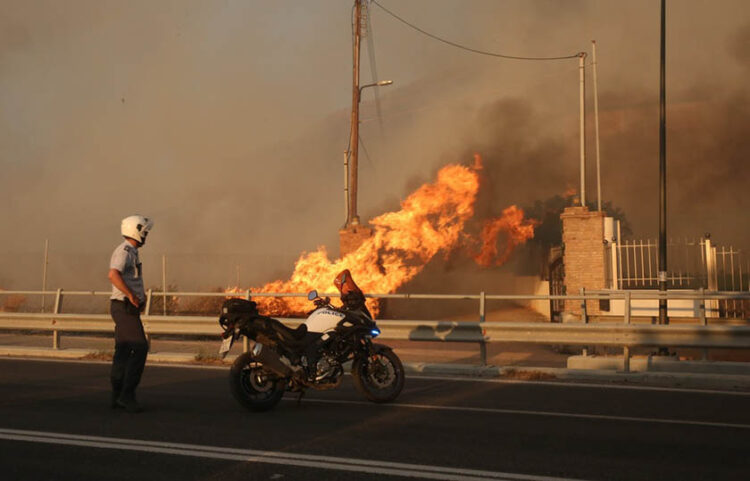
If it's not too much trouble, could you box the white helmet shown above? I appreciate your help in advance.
[121,215,153,245]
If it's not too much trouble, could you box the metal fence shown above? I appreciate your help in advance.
[610,237,749,318]
[612,238,748,290]
[1,288,749,372]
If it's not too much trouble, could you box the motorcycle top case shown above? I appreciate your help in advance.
[222,298,257,315]
[219,298,258,328]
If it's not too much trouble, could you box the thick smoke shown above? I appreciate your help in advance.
[462,87,750,246]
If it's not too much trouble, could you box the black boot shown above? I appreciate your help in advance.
[110,380,123,409]
[116,393,143,413]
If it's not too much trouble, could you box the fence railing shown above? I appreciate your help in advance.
[612,238,749,295]
[1,289,749,371]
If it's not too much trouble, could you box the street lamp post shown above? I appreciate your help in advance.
[578,52,587,208]
[346,78,393,226]
[658,0,668,327]
[592,40,602,212]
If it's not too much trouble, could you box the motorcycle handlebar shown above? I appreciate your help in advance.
[313,297,331,307]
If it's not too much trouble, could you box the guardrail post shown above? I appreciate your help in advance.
[479,291,487,366]
[700,288,709,360]
[145,289,153,316]
[624,290,631,324]
[580,288,588,324]
[52,288,63,349]
[623,346,631,373]
[698,287,707,326]
[580,288,589,356]
[243,290,252,353]
[145,289,153,351]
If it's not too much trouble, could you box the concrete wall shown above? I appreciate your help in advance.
[599,290,718,318]
[495,275,550,318]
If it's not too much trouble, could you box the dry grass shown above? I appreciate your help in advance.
[501,368,557,381]
[146,285,227,316]
[180,294,224,316]
[1,294,27,312]
[193,349,228,365]
[148,283,180,313]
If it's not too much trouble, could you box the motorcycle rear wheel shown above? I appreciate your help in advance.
[229,352,285,412]
[352,348,405,403]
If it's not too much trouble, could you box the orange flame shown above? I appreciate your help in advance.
[230,156,536,316]
[473,206,538,267]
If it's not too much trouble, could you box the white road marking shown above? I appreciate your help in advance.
[284,398,750,430]
[0,427,588,481]
[405,374,750,396]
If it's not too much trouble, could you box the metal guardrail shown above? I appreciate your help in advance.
[1,288,749,370]
[1,312,748,347]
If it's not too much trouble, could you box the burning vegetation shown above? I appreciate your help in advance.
[231,156,537,316]
[0,289,26,313]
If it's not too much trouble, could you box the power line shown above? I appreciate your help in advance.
[363,1,386,138]
[371,0,581,61]
[360,60,591,123]
[358,133,376,171]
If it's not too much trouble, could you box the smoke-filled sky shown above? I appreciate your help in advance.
[1,0,749,290]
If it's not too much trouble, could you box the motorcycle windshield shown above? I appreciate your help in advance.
[334,269,363,296]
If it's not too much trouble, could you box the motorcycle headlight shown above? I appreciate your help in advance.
[370,328,380,338]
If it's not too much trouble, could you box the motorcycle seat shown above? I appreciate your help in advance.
[266,318,319,347]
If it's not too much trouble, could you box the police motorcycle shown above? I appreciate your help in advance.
[218,270,404,411]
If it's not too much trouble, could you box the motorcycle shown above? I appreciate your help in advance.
[217,270,405,411]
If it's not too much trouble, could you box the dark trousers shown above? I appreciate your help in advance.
[110,300,148,401]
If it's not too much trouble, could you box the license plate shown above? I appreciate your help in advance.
[219,335,234,355]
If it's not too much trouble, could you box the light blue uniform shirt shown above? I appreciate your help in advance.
[109,240,145,303]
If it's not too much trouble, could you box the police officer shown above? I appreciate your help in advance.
[108,215,153,413]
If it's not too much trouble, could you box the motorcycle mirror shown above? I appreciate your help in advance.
[307,290,318,301]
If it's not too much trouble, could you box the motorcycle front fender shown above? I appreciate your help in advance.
[366,342,394,357]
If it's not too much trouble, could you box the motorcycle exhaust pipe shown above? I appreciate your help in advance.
[251,343,294,378]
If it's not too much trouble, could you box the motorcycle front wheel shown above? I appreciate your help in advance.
[229,352,286,412]
[352,348,405,403]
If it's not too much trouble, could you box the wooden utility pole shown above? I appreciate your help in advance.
[348,0,363,226]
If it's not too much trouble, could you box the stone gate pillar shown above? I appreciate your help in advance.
[561,206,606,316]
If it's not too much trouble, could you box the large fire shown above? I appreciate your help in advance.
[231,156,536,316]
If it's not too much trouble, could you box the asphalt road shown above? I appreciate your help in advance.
[0,358,748,481]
